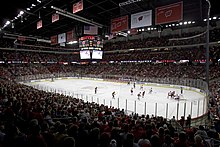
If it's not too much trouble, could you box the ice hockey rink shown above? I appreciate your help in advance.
[25,78,207,120]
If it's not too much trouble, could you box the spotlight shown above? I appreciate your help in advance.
[19,11,24,15]
[6,20,10,25]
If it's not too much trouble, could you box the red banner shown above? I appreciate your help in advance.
[51,35,58,45]
[52,13,59,23]
[79,36,95,41]
[73,0,83,13]
[66,30,77,42]
[111,15,128,33]
[37,20,42,29]
[129,28,138,35]
[155,1,183,25]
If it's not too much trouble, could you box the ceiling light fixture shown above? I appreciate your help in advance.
[19,11,24,15]
[5,21,11,25]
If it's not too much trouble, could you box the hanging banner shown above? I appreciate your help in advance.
[155,1,183,24]
[131,10,152,29]
[51,35,58,45]
[66,30,74,42]
[58,33,66,44]
[37,20,42,29]
[111,15,128,33]
[73,0,83,13]
[52,13,59,23]
[66,30,77,42]
[84,25,98,35]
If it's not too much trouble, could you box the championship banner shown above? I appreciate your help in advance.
[111,15,128,33]
[155,1,183,25]
[84,25,98,35]
[51,35,58,45]
[66,30,73,42]
[58,33,66,44]
[52,13,59,23]
[66,30,77,42]
[37,20,42,29]
[131,10,152,29]
[73,0,83,13]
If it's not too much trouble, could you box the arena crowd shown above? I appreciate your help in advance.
[0,27,220,147]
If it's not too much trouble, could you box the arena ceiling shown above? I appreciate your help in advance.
[0,0,219,40]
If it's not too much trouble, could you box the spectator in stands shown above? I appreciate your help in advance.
[195,125,208,139]
[138,134,151,147]
[162,134,174,147]
[174,131,189,147]
[1,34,220,147]
[62,137,75,147]
[179,116,185,128]
[3,124,27,147]
[186,115,191,128]
[193,135,205,147]
[99,132,111,147]
[27,123,47,147]
[150,134,161,147]
[123,133,139,147]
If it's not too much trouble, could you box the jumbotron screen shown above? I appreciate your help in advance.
[80,50,91,59]
[79,36,103,50]
[92,50,103,59]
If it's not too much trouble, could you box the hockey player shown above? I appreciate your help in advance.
[95,87,97,94]
[112,91,116,99]
[137,92,141,100]
[127,81,130,85]
[142,91,145,98]
[130,88,134,95]
[180,87,183,94]
[174,94,180,100]
[140,84,144,90]
[149,88,153,94]
[167,91,172,98]
[171,91,175,98]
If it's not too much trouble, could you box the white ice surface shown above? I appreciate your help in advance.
[26,78,207,120]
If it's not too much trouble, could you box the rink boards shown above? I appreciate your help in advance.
[20,76,207,119]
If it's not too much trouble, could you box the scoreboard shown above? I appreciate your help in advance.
[79,36,103,50]
[79,36,104,60]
